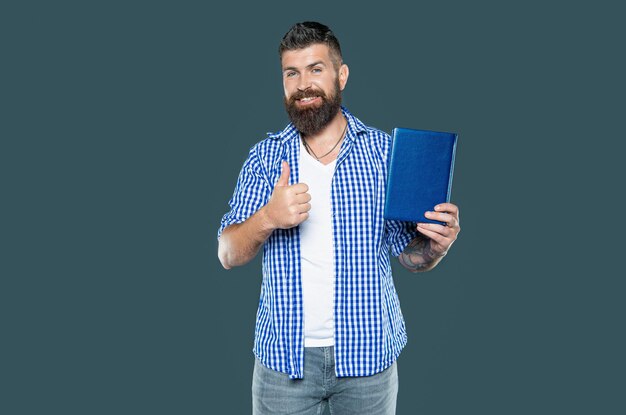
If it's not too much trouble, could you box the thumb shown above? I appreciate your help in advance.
[276,161,290,187]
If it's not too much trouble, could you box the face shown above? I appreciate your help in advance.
[281,43,349,135]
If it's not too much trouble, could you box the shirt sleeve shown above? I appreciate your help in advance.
[217,147,271,240]
[385,219,419,257]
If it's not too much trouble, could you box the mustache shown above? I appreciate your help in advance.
[288,88,328,103]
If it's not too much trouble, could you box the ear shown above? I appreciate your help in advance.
[338,63,349,91]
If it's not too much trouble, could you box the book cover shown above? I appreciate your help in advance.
[384,127,458,224]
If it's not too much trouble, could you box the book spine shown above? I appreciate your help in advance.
[383,128,399,217]
[446,134,458,202]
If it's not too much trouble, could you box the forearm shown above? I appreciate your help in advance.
[218,206,275,269]
[398,234,446,273]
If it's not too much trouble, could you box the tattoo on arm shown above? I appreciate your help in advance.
[399,235,444,272]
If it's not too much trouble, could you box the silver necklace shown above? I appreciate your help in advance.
[302,122,348,161]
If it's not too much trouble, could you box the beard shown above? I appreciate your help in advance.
[284,79,342,136]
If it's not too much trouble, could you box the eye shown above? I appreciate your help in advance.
[312,67,322,74]
[285,71,297,78]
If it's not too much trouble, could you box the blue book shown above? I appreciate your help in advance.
[384,127,458,224]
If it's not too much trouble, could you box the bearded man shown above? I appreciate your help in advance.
[217,21,460,415]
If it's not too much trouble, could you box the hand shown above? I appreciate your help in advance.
[264,161,311,229]
[416,203,460,257]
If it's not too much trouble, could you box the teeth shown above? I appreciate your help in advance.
[300,97,317,102]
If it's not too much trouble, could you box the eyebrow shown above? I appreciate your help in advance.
[282,61,326,73]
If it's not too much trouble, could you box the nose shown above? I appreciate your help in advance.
[297,72,312,91]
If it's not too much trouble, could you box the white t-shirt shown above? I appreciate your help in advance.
[299,139,336,347]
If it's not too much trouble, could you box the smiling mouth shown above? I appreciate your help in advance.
[297,96,321,105]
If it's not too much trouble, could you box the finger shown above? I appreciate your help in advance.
[292,183,309,194]
[289,202,311,214]
[424,211,458,228]
[434,203,459,216]
[416,224,449,245]
[295,193,312,203]
[276,161,290,187]
[416,222,451,238]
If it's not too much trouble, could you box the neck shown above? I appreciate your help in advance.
[301,111,348,164]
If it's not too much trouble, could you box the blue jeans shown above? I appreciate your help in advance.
[252,346,398,415]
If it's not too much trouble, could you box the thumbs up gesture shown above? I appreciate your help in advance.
[264,161,311,229]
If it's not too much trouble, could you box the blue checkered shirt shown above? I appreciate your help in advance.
[218,107,418,379]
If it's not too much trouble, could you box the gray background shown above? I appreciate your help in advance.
[3,0,624,414]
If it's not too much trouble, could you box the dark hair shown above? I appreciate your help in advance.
[279,21,343,68]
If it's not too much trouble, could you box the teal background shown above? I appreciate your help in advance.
[2,1,624,414]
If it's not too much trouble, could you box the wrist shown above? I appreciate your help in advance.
[426,241,447,260]
[258,205,278,233]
